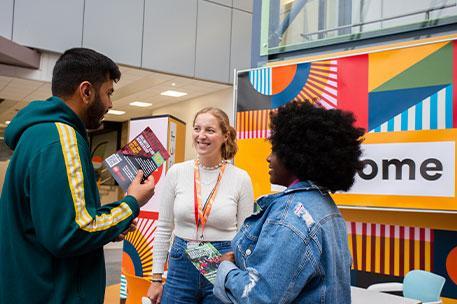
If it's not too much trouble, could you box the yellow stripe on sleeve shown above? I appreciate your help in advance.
[56,123,133,232]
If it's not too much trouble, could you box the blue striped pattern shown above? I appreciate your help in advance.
[120,274,127,299]
[371,86,453,132]
[249,67,272,95]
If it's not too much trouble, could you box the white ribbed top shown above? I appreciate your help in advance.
[152,160,254,274]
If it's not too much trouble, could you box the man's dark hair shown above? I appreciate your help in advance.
[51,48,121,97]
[269,101,365,192]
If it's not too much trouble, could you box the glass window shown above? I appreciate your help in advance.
[261,0,457,55]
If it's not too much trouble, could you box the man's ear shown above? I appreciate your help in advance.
[79,81,92,104]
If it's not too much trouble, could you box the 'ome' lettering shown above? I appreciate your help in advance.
[357,158,443,181]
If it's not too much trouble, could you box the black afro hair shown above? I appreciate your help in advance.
[269,101,365,192]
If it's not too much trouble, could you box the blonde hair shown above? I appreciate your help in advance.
[193,107,238,160]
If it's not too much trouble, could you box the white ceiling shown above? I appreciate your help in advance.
[0,65,230,130]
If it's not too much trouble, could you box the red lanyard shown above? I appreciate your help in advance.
[288,179,300,187]
[193,160,226,239]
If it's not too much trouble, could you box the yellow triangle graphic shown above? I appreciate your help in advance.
[369,41,449,91]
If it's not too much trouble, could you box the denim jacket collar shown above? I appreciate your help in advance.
[285,180,318,193]
[256,180,321,211]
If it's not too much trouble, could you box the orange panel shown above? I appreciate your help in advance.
[271,65,297,94]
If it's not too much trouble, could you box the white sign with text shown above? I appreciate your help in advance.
[349,141,455,197]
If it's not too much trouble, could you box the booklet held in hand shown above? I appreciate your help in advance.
[103,127,170,191]
[185,242,223,284]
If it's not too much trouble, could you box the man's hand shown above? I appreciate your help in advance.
[220,252,235,263]
[113,218,137,242]
[127,170,155,207]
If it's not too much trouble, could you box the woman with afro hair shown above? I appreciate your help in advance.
[213,101,365,304]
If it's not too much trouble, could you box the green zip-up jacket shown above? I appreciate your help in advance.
[0,96,140,303]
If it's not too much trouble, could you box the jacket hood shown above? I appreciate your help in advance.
[5,96,87,150]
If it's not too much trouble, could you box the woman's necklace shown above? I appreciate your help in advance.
[197,158,226,170]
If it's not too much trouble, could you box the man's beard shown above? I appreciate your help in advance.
[85,91,106,130]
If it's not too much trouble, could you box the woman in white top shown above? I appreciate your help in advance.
[147,107,254,304]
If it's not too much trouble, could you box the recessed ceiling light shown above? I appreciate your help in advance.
[171,82,176,86]
[160,90,187,97]
[5,120,10,125]
[107,110,126,115]
[129,101,153,108]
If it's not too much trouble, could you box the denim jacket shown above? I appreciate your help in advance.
[213,181,352,304]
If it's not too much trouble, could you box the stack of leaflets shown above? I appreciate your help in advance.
[103,127,170,191]
[185,243,223,284]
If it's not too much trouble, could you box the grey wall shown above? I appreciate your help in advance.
[195,0,232,82]
[211,0,232,7]
[83,0,144,66]
[6,0,253,84]
[230,9,253,82]
[0,0,14,39]
[143,0,198,77]
[13,0,84,53]
[233,0,253,12]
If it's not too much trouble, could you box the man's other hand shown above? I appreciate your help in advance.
[113,218,138,242]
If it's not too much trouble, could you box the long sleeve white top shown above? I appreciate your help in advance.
[152,160,254,274]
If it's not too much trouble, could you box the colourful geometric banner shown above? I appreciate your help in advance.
[122,210,158,279]
[236,109,272,139]
[347,221,457,299]
[236,35,457,302]
[249,67,272,95]
[236,39,457,212]
[372,85,453,132]
[347,222,433,276]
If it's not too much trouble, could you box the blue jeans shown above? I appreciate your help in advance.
[162,236,232,304]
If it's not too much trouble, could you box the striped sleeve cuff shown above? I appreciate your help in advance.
[122,195,140,217]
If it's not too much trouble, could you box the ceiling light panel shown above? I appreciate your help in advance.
[107,109,126,115]
[160,90,187,97]
[129,101,153,107]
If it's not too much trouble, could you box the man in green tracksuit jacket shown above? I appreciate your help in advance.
[0,48,155,303]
